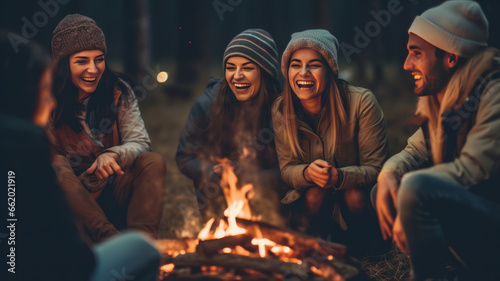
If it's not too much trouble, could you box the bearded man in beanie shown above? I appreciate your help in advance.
[375,1,500,280]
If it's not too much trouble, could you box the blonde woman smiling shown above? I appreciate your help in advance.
[273,29,390,257]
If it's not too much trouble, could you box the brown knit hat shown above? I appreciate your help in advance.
[51,14,107,62]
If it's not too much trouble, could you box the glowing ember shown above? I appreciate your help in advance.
[328,255,334,261]
[222,247,232,253]
[160,263,174,273]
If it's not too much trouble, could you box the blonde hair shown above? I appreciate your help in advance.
[415,48,500,164]
[281,71,349,159]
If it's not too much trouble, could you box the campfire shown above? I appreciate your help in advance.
[156,159,364,281]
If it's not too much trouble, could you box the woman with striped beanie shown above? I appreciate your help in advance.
[176,29,287,225]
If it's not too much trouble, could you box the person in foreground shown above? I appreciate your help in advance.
[273,29,390,257]
[374,1,500,280]
[0,34,159,281]
[176,29,286,224]
[49,14,165,244]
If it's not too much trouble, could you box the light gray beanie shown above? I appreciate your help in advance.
[51,14,107,62]
[408,0,488,58]
[281,29,339,78]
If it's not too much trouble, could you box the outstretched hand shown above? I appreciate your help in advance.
[304,159,338,188]
[87,152,124,180]
[375,171,400,240]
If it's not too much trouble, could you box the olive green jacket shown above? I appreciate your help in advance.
[272,86,390,205]
[382,72,500,202]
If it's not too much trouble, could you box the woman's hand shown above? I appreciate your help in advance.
[304,159,338,188]
[87,152,124,180]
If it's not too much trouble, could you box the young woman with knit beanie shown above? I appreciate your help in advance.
[273,29,390,257]
[176,29,287,225]
[1,34,160,281]
[49,14,166,244]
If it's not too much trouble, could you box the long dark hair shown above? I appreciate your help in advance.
[52,57,132,132]
[207,70,281,164]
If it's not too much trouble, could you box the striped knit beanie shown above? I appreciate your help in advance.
[51,14,107,62]
[223,29,279,79]
[282,29,339,77]
[408,1,488,58]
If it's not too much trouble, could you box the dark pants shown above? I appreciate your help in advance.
[290,185,389,258]
[53,152,166,244]
[398,172,500,281]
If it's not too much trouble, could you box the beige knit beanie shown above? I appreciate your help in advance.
[408,0,488,58]
[51,14,107,62]
[281,29,339,78]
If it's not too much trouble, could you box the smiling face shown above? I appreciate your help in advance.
[403,34,451,97]
[225,56,262,101]
[69,50,105,99]
[288,49,327,105]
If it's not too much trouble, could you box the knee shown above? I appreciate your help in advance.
[136,152,166,175]
[304,187,326,215]
[398,172,435,217]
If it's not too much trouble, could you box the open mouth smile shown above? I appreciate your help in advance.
[296,80,315,89]
[234,83,251,90]
[81,77,97,82]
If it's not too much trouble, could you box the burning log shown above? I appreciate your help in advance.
[233,218,347,259]
[197,234,254,256]
[169,252,328,281]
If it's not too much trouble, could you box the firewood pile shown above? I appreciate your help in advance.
[156,218,367,281]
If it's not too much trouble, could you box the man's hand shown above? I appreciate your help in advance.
[392,214,409,254]
[87,152,124,180]
[375,170,400,240]
[304,159,338,188]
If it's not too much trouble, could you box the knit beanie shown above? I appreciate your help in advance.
[281,29,339,78]
[408,0,488,58]
[223,29,279,80]
[51,14,107,62]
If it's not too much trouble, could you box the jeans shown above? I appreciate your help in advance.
[398,172,500,280]
[90,232,160,281]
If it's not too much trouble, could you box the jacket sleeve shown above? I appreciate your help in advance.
[104,85,152,169]
[381,127,429,177]
[175,95,215,185]
[403,80,500,187]
[337,90,391,189]
[272,100,312,191]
